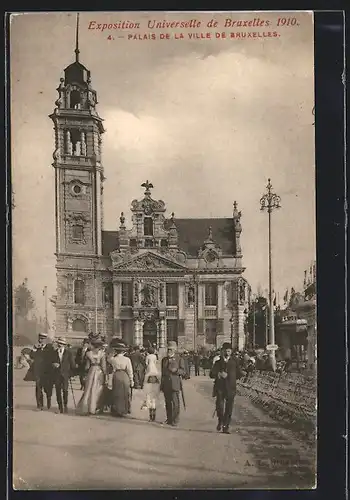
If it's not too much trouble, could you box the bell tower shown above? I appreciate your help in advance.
[50,13,105,257]
[50,14,106,339]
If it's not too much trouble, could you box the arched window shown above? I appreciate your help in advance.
[74,279,85,305]
[72,318,87,332]
[70,89,81,109]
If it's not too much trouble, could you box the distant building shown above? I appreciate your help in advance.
[50,39,250,350]
[277,261,316,369]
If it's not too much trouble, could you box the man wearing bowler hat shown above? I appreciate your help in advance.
[210,342,243,434]
[50,337,76,414]
[160,341,186,426]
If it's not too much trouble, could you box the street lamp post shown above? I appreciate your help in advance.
[260,178,281,371]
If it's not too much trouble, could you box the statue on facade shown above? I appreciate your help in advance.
[239,280,246,305]
[188,285,195,305]
[141,284,156,307]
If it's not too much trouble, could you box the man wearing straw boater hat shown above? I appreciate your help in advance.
[49,337,76,414]
[160,341,186,426]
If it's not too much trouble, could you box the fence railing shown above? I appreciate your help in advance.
[237,370,317,441]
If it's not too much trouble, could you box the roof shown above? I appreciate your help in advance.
[64,61,91,86]
[102,218,236,257]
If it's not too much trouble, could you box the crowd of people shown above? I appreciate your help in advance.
[21,333,254,433]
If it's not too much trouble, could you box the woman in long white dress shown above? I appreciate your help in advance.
[107,341,134,417]
[76,338,107,416]
[142,347,161,422]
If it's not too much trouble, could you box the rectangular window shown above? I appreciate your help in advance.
[167,319,178,343]
[205,283,218,306]
[74,279,85,305]
[205,319,217,345]
[72,225,84,240]
[166,283,178,306]
[121,282,133,306]
[144,217,154,236]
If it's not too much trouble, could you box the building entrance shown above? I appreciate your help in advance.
[143,319,157,348]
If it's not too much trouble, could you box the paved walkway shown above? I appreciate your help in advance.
[12,369,315,490]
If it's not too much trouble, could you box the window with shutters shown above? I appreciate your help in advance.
[205,283,218,306]
[166,319,178,342]
[121,282,133,306]
[166,283,178,306]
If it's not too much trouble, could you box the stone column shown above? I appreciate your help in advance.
[160,318,166,348]
[217,283,224,318]
[81,131,87,156]
[134,319,142,346]
[178,283,185,319]
[237,305,245,351]
[67,316,73,333]
[197,282,204,318]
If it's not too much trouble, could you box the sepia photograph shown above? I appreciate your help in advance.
[10,11,316,490]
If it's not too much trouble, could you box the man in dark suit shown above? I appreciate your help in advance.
[75,338,90,390]
[160,341,186,426]
[50,337,76,414]
[210,342,243,434]
[28,333,55,410]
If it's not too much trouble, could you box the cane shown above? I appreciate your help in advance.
[69,377,76,408]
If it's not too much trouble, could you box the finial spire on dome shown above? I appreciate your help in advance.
[75,13,80,62]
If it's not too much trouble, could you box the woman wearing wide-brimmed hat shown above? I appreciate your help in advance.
[76,336,107,416]
[107,340,134,417]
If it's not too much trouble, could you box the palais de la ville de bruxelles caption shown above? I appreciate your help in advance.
[13,13,316,490]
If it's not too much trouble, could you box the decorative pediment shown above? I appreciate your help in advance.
[131,196,166,215]
[112,251,188,271]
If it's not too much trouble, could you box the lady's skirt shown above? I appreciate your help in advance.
[76,365,105,415]
[111,370,131,417]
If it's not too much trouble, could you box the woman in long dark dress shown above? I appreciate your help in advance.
[107,341,134,417]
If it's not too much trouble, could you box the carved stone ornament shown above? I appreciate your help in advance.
[238,278,246,305]
[137,310,160,322]
[113,252,187,271]
[65,212,91,225]
[131,197,166,214]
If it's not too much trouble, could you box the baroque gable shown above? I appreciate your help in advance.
[111,251,188,271]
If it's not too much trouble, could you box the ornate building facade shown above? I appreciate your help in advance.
[51,42,250,350]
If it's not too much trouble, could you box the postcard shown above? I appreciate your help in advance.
[10,11,316,490]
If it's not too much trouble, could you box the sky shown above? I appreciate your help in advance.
[10,11,316,324]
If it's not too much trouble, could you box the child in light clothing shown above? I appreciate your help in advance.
[142,347,161,422]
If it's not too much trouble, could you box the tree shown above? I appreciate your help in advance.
[14,278,35,318]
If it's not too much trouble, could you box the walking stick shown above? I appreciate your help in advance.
[69,377,76,408]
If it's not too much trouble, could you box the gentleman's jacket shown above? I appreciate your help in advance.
[28,343,55,379]
[160,354,186,392]
[210,356,243,396]
[48,348,76,380]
